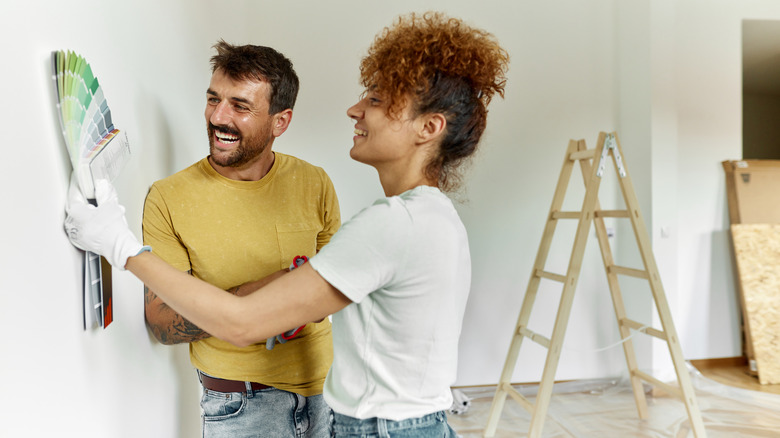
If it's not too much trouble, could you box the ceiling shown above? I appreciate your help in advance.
[743,20,780,96]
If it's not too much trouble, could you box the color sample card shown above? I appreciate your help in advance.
[51,50,121,198]
[52,50,131,330]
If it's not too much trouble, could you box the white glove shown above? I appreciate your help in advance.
[64,175,150,270]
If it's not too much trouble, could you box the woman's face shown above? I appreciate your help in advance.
[346,90,419,169]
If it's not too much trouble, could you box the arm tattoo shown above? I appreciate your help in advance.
[144,282,211,345]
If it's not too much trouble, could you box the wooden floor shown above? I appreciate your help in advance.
[450,360,780,437]
[692,357,780,395]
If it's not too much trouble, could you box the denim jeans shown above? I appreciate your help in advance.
[332,411,457,438]
[200,382,333,438]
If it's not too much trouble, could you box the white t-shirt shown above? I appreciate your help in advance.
[309,185,471,421]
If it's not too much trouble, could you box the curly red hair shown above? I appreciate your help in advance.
[359,12,509,191]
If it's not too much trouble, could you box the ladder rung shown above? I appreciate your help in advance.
[503,383,535,411]
[551,211,581,220]
[609,265,649,279]
[568,149,596,161]
[551,209,630,220]
[595,209,630,218]
[535,269,567,283]
[621,318,667,340]
[519,327,551,348]
[633,369,683,398]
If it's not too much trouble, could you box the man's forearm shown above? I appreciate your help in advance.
[143,270,286,344]
[232,270,288,296]
[144,287,211,345]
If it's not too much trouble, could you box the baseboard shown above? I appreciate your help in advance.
[690,356,747,370]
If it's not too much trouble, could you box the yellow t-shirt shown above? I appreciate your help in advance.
[142,153,340,396]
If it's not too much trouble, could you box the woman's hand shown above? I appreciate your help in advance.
[64,176,149,270]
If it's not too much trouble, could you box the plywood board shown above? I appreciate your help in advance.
[731,224,780,384]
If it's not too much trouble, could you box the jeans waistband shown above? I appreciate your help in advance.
[198,370,271,393]
[332,411,446,435]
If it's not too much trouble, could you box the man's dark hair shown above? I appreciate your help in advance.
[210,40,299,114]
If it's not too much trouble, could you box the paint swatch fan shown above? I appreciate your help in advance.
[52,50,130,198]
[52,50,131,329]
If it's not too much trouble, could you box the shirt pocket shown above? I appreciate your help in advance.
[276,223,318,270]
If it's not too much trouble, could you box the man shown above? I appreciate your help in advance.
[142,40,340,437]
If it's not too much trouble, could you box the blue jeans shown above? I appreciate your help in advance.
[332,411,456,438]
[200,380,332,437]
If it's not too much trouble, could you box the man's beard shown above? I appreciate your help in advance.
[207,121,273,168]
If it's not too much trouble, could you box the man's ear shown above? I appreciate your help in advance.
[417,113,447,145]
[272,109,294,137]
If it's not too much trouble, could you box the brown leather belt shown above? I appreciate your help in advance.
[199,373,271,393]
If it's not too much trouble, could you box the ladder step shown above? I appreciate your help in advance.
[551,210,630,220]
[535,269,567,283]
[609,265,649,279]
[568,149,597,161]
[519,327,551,348]
[620,318,667,340]
[633,369,683,398]
[503,383,535,412]
[551,211,581,219]
[595,209,630,218]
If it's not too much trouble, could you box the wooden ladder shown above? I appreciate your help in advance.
[483,132,706,437]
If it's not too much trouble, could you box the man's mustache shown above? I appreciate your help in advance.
[209,123,240,137]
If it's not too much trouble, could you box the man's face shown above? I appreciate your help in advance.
[205,69,275,168]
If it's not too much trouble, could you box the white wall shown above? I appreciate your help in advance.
[2,0,777,436]
[672,0,780,362]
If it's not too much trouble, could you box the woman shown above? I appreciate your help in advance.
[66,11,508,437]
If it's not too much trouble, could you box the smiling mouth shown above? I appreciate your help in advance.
[210,123,241,145]
[354,128,367,137]
[215,130,239,144]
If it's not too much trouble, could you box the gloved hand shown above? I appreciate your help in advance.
[64,175,150,270]
[265,326,305,350]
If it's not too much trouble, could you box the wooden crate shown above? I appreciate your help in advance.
[723,160,780,224]
[723,160,780,382]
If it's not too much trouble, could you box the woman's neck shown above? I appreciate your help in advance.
[372,129,441,197]
[377,168,436,197]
